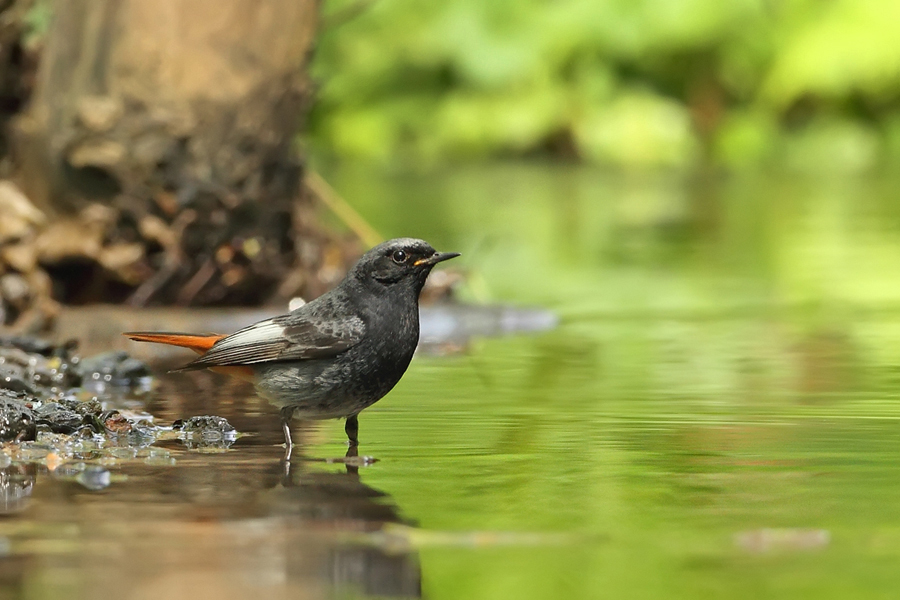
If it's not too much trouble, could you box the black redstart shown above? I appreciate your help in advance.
[126,238,459,452]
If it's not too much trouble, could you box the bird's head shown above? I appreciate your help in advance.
[351,238,460,293]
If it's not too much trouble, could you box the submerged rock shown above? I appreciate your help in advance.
[0,335,240,472]
[36,402,84,433]
[173,415,236,435]
[99,411,133,435]
[0,391,36,442]
[67,396,102,417]
[0,337,149,443]
[174,415,238,450]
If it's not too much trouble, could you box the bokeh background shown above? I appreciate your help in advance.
[310,0,900,172]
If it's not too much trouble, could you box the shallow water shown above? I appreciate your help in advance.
[6,164,900,598]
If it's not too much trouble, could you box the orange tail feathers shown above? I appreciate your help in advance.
[124,332,226,355]
[124,332,255,381]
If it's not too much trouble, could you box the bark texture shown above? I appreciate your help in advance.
[1,0,357,328]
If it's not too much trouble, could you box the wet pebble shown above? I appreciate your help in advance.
[100,411,132,435]
[0,335,235,465]
[36,402,84,433]
[68,396,102,417]
[0,392,36,442]
[174,415,238,450]
[174,415,236,436]
[123,424,156,447]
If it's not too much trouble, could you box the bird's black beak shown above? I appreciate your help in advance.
[414,251,460,267]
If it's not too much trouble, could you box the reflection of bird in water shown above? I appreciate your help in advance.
[0,444,420,599]
[265,451,422,599]
[0,463,35,514]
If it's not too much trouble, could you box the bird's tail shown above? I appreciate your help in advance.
[123,332,226,356]
[124,331,255,381]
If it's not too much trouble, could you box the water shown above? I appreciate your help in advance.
[5,164,900,598]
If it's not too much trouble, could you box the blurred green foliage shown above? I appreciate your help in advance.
[310,0,900,170]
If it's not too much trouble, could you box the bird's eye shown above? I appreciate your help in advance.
[391,250,408,264]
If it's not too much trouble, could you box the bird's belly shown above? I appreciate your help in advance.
[251,349,412,418]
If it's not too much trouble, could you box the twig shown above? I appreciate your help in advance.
[177,257,217,305]
[305,170,383,248]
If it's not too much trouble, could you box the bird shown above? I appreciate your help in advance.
[125,238,459,454]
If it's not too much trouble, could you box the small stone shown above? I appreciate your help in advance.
[101,411,132,435]
[0,393,36,442]
[177,416,236,435]
[69,397,102,417]
[123,424,156,447]
[35,402,84,433]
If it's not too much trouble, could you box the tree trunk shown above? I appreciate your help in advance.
[6,0,343,315]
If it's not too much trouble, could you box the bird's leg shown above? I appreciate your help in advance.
[345,414,359,447]
[280,406,296,461]
[344,442,359,475]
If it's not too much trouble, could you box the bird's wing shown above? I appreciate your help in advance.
[178,314,365,369]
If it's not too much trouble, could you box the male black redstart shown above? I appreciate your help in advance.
[125,238,459,452]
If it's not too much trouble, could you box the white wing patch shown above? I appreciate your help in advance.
[215,320,285,350]
[178,313,365,369]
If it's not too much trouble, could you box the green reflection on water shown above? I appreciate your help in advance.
[7,164,900,599]
[312,163,900,598]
